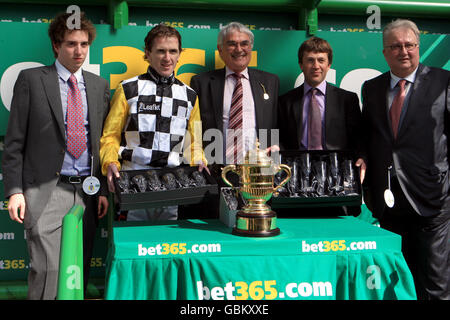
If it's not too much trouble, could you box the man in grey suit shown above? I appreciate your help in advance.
[358,19,449,299]
[2,12,110,299]
[187,22,279,219]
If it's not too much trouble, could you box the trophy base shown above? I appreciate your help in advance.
[232,211,280,237]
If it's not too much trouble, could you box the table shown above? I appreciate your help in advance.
[104,217,416,300]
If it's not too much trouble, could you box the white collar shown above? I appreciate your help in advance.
[389,66,418,89]
[55,59,83,83]
[225,66,249,79]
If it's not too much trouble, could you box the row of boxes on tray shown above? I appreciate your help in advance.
[113,151,362,224]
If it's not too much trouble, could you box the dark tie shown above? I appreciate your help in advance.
[308,88,322,150]
[226,73,243,163]
[66,74,86,159]
[389,79,406,139]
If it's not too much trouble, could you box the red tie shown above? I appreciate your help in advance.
[226,73,243,164]
[390,79,406,139]
[66,74,86,159]
[308,88,322,150]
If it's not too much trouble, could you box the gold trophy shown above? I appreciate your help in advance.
[221,142,291,237]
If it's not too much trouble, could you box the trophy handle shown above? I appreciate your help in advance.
[273,164,291,195]
[221,165,237,188]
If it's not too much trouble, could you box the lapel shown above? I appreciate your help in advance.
[324,83,338,147]
[292,85,305,148]
[83,70,99,153]
[248,68,263,130]
[209,68,225,133]
[374,72,392,137]
[41,64,65,140]
[397,64,429,137]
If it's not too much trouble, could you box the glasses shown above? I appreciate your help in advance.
[385,43,418,52]
[225,40,251,50]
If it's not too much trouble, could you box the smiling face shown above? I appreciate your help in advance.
[53,30,89,74]
[218,30,253,73]
[383,27,420,78]
[300,51,331,87]
[145,35,180,77]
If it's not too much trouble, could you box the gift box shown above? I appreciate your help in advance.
[271,150,362,208]
[113,166,218,211]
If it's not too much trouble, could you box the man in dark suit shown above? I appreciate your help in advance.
[278,36,362,152]
[358,19,449,300]
[278,36,363,217]
[188,22,279,219]
[2,12,110,299]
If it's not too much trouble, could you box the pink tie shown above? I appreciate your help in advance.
[226,73,243,163]
[390,79,406,139]
[66,74,86,159]
[308,88,322,150]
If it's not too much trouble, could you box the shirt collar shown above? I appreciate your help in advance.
[225,66,249,80]
[304,79,327,96]
[389,66,418,89]
[55,59,83,84]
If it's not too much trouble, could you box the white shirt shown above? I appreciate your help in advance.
[55,59,91,176]
[388,67,418,109]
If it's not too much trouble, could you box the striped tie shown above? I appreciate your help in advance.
[226,73,243,164]
[66,74,87,159]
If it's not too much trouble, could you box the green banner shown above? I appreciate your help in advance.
[0,23,449,136]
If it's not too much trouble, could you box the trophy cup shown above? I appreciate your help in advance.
[221,142,291,237]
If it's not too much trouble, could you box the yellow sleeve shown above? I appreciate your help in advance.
[99,84,129,176]
[183,97,207,166]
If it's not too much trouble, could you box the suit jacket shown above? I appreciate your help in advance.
[361,64,450,218]
[2,64,110,229]
[190,68,280,152]
[278,82,362,153]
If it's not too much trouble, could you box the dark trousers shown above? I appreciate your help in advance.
[380,176,449,300]
[82,194,99,294]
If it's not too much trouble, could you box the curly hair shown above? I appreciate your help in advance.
[48,11,96,58]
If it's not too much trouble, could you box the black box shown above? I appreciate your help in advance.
[271,150,362,209]
[113,165,218,211]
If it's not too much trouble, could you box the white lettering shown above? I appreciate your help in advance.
[66,265,81,290]
[366,5,381,30]
[367,265,381,289]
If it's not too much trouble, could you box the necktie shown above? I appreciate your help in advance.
[66,74,87,159]
[389,79,406,139]
[226,73,243,163]
[308,88,322,150]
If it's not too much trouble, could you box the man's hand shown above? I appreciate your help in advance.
[265,145,280,156]
[355,158,367,184]
[97,195,109,219]
[107,163,120,192]
[198,162,210,175]
[8,193,26,224]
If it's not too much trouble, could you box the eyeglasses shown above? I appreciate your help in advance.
[225,40,251,50]
[385,43,418,52]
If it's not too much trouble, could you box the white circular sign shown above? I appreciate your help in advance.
[83,176,100,195]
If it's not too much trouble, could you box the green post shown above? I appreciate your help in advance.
[109,0,129,30]
[57,205,85,300]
